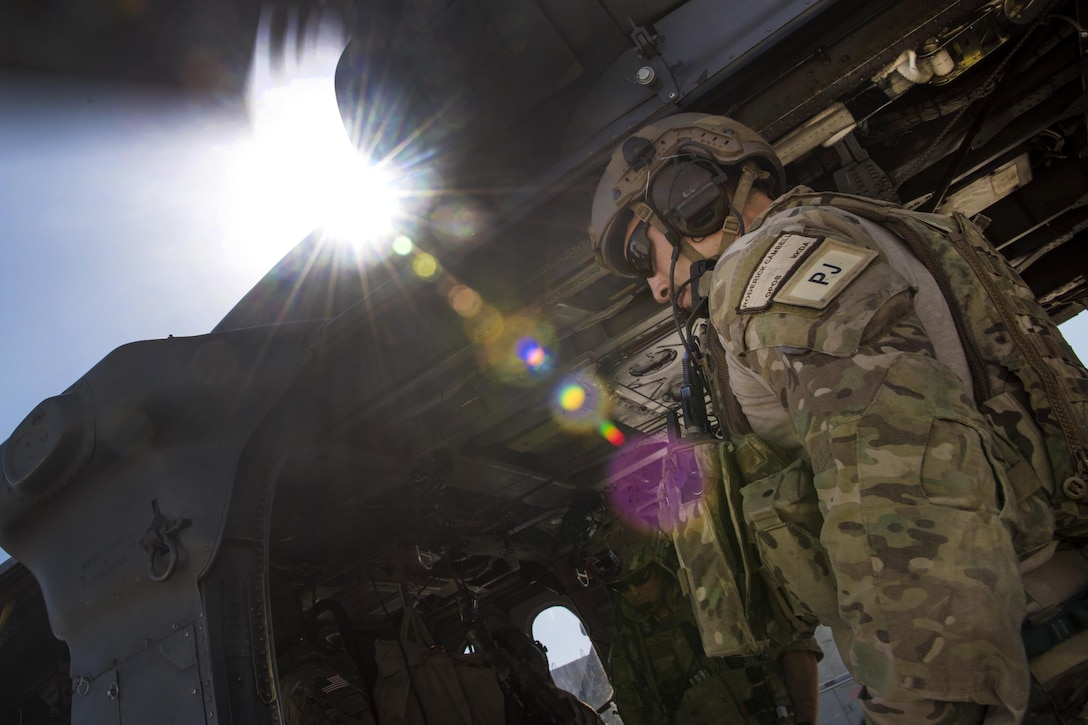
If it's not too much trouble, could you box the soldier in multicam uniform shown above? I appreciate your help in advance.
[588,113,1088,724]
[584,521,821,725]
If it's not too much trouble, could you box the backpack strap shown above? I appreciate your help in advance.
[941,211,1088,485]
[698,324,752,437]
[814,192,1088,531]
[818,195,993,406]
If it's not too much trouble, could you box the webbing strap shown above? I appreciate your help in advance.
[826,197,993,405]
[701,328,753,435]
[945,212,1088,482]
[1022,587,1088,658]
[715,163,761,255]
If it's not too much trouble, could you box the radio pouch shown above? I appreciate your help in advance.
[659,435,770,657]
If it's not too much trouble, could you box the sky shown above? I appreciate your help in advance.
[1,18,1088,573]
[0,14,387,562]
[0,81,273,429]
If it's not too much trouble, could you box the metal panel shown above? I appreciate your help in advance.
[115,625,207,725]
[0,323,318,723]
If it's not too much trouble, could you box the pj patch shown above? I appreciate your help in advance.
[737,233,877,312]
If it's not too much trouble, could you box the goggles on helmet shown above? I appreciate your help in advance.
[624,221,656,278]
[580,550,623,582]
[607,564,655,594]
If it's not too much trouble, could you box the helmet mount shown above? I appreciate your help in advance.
[648,154,731,239]
[622,135,656,170]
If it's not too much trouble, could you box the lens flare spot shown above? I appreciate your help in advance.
[430,199,490,250]
[466,305,505,344]
[559,384,587,412]
[479,317,557,384]
[606,436,668,529]
[515,337,549,370]
[393,235,414,255]
[551,376,610,433]
[412,253,439,279]
[449,285,483,318]
[599,421,626,446]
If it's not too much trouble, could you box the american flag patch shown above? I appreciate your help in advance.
[320,675,350,694]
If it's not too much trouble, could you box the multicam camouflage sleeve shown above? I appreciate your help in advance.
[708,204,1030,722]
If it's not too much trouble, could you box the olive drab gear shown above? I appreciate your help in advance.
[589,114,786,279]
[747,190,1088,722]
[681,339,839,629]
[651,315,820,660]
[278,646,378,725]
[372,592,507,725]
[594,111,1088,720]
[657,435,771,658]
[608,581,780,725]
[582,521,673,585]
[598,524,798,725]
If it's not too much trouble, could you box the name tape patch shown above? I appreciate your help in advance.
[773,238,877,309]
[737,233,821,312]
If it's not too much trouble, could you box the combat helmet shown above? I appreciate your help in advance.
[589,113,786,278]
[578,519,673,591]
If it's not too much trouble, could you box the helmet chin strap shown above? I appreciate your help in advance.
[631,159,768,267]
[690,162,766,314]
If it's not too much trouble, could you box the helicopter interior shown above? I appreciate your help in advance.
[2,0,1087,721]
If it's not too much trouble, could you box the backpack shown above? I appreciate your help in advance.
[800,191,1088,543]
[372,603,507,725]
[663,189,1088,660]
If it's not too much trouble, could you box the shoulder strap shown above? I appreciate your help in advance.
[818,194,993,405]
[813,193,1088,504]
[698,325,752,437]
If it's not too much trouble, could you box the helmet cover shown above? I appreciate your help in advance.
[580,520,672,585]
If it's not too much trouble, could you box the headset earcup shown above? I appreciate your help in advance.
[648,159,728,237]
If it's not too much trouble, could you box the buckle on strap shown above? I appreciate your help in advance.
[688,667,711,687]
[1022,586,1088,658]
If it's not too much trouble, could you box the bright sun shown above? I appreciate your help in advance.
[222,10,402,274]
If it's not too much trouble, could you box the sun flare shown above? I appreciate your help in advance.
[221,11,404,275]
